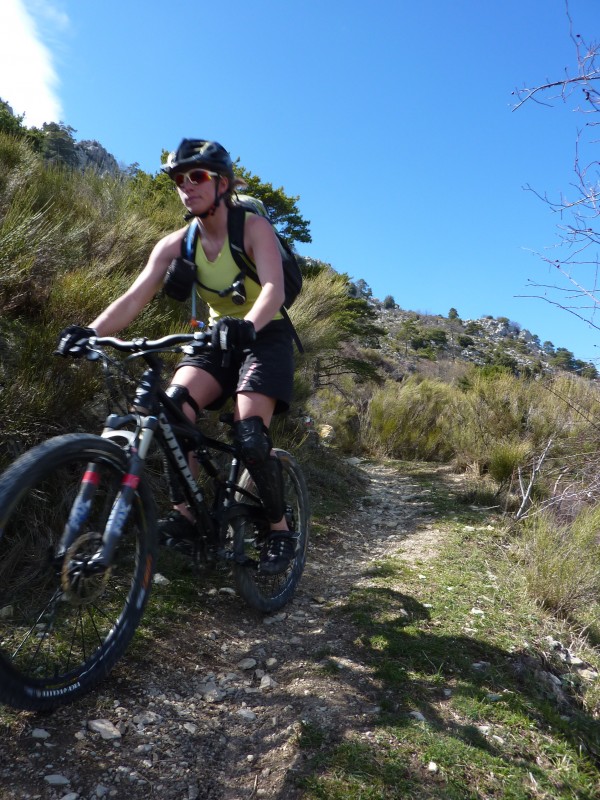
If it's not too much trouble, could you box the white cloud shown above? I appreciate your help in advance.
[28,0,69,33]
[0,0,65,126]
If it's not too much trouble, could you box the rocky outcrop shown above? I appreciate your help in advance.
[74,140,120,175]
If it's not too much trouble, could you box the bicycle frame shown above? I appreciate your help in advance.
[56,336,263,572]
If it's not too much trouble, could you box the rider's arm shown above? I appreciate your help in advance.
[90,228,187,336]
[242,215,285,332]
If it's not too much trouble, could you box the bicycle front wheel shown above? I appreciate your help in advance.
[232,449,310,613]
[0,434,157,711]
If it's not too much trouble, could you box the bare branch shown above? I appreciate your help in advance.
[512,70,600,112]
[513,3,600,113]
[513,1,600,345]
[515,292,600,334]
[515,439,554,520]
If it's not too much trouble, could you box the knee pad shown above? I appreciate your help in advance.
[234,416,284,523]
[234,416,272,464]
[166,384,200,419]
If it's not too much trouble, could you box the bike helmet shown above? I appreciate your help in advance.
[162,139,234,181]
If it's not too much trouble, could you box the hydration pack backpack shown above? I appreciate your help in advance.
[230,195,302,309]
[180,195,303,350]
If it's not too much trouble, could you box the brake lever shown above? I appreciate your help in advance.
[181,340,209,356]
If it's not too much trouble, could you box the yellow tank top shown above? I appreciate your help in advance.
[193,214,282,323]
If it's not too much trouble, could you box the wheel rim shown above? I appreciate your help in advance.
[0,450,147,691]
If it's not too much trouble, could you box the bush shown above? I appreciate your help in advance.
[428,328,447,347]
[366,377,458,460]
[487,440,532,487]
[516,507,600,616]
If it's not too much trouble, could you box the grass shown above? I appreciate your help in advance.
[513,508,600,625]
[296,464,600,800]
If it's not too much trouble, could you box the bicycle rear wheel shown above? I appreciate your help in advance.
[232,449,310,612]
[0,434,157,711]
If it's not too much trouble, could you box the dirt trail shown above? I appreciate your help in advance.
[0,461,459,800]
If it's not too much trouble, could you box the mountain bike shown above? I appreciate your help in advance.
[0,332,309,711]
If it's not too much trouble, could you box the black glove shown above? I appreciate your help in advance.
[55,325,97,358]
[211,317,256,352]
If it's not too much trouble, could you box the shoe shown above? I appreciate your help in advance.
[259,532,297,576]
[158,510,197,549]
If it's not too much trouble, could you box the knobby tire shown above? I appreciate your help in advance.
[0,434,157,711]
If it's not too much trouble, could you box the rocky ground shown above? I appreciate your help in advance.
[0,461,458,800]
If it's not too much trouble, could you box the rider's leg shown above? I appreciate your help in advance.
[171,365,223,421]
[234,393,296,575]
[159,367,223,541]
[234,392,287,521]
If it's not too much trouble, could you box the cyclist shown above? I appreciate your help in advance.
[56,139,296,575]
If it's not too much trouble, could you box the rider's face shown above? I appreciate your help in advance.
[177,172,227,215]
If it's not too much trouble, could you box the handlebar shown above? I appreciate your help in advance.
[89,331,211,355]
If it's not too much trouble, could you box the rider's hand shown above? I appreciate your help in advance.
[55,325,97,358]
[211,317,256,352]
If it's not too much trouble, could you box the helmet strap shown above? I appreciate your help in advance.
[198,175,227,219]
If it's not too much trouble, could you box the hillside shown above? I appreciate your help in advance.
[365,297,598,380]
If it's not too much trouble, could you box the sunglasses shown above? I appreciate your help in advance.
[173,169,217,188]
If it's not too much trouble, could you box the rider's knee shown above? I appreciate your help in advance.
[166,384,200,421]
[233,416,272,464]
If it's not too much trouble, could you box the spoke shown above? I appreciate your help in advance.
[65,607,85,674]
[85,603,113,648]
[11,587,63,659]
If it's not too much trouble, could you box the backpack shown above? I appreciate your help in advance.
[227,195,303,310]
[181,195,303,350]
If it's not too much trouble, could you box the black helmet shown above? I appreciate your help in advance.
[162,139,234,180]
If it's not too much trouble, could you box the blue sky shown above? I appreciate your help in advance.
[2,0,600,363]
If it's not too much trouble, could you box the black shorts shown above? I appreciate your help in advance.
[177,319,294,414]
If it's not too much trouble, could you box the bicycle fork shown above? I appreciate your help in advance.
[56,418,158,572]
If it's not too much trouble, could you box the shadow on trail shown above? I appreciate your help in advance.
[280,584,600,800]
[1,575,598,800]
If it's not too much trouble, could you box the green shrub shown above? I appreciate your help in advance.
[366,377,458,460]
[516,507,600,616]
[487,440,532,486]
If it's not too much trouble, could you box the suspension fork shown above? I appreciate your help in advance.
[56,418,158,568]
[92,417,158,569]
[56,463,103,559]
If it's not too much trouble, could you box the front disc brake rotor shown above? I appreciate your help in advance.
[61,532,112,605]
